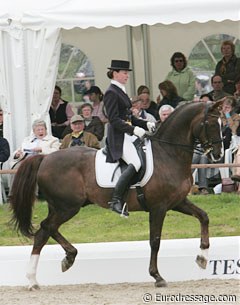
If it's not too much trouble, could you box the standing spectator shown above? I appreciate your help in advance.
[131,96,156,122]
[207,74,229,101]
[157,80,184,111]
[165,52,196,101]
[60,115,100,149]
[85,85,108,124]
[80,102,104,141]
[158,104,174,123]
[139,92,158,119]
[49,85,74,139]
[215,40,240,95]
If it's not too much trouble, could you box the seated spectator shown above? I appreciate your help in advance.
[158,104,174,123]
[0,108,3,138]
[137,85,150,95]
[220,96,240,150]
[85,85,108,124]
[11,119,60,168]
[80,102,104,141]
[131,96,156,123]
[165,52,196,101]
[60,115,100,149]
[199,93,213,102]
[139,92,158,119]
[233,74,240,113]
[157,80,184,115]
[207,74,230,101]
[215,40,240,95]
[49,85,74,139]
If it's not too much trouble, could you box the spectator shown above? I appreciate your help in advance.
[0,108,3,138]
[158,104,174,123]
[49,85,74,139]
[230,122,240,192]
[215,40,240,95]
[0,137,10,163]
[85,85,108,124]
[220,96,240,150]
[11,119,60,168]
[233,74,240,113]
[137,85,150,95]
[60,115,100,149]
[207,74,230,101]
[80,102,104,141]
[157,80,184,112]
[139,92,158,119]
[131,96,156,122]
[199,93,213,102]
[165,52,196,101]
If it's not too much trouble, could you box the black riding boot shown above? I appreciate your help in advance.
[109,164,137,216]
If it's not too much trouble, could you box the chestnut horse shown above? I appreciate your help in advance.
[10,101,223,290]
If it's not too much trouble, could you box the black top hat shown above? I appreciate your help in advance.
[108,60,132,71]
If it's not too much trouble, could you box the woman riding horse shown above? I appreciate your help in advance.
[103,60,155,216]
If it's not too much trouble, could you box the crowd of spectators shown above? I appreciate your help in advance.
[0,39,240,201]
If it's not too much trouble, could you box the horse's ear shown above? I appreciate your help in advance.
[209,99,224,112]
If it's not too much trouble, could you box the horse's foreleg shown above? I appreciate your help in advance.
[172,197,209,269]
[149,207,167,287]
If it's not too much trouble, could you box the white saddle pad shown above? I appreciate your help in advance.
[95,140,153,188]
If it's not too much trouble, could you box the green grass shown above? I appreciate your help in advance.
[0,194,239,246]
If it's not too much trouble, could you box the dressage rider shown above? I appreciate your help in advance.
[103,60,155,216]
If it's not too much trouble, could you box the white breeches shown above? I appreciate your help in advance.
[122,134,141,171]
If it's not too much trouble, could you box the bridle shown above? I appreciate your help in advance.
[149,102,223,157]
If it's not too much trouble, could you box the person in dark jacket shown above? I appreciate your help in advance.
[49,85,74,139]
[103,60,155,216]
[215,40,240,95]
[0,137,10,163]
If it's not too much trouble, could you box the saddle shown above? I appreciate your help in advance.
[95,138,153,189]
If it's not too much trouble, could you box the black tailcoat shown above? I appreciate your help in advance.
[103,84,147,162]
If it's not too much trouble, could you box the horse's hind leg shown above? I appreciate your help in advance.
[27,206,79,290]
[149,207,167,287]
[172,197,209,269]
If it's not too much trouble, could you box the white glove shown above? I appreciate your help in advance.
[133,126,146,138]
[230,135,240,153]
[147,122,156,133]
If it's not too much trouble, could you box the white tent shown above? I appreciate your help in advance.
[0,0,239,152]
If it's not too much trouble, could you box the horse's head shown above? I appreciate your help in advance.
[193,100,224,162]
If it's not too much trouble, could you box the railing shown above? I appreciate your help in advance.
[0,164,240,175]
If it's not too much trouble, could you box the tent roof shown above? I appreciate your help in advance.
[0,0,239,29]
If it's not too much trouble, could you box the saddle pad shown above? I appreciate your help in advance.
[95,140,153,188]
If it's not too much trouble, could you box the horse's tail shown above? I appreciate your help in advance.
[9,155,45,238]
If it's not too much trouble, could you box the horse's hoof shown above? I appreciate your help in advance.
[155,279,167,287]
[196,254,207,269]
[62,257,73,272]
[28,284,40,291]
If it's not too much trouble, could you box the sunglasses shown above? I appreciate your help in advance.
[174,59,183,63]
